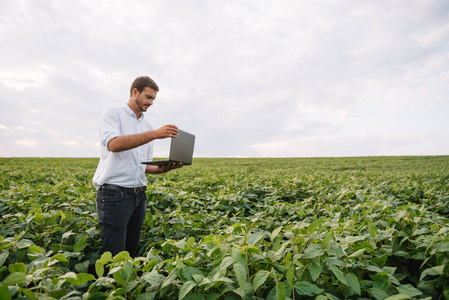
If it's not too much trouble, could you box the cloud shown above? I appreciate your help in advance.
[0,0,448,157]
[15,139,40,148]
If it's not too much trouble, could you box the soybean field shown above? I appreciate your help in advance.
[0,156,448,299]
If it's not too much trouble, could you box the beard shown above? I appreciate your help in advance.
[135,97,150,112]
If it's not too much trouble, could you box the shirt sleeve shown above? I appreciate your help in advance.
[100,107,120,151]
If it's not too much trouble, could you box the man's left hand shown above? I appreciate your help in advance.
[158,162,183,173]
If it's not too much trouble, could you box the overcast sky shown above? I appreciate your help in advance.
[1,0,448,158]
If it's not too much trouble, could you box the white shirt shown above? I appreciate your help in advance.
[92,105,154,189]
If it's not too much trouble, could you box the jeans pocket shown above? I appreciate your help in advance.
[96,188,125,224]
[101,188,124,203]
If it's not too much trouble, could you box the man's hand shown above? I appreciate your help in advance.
[146,163,182,174]
[159,162,183,173]
[153,125,179,139]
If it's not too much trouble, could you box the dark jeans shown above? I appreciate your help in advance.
[96,186,147,258]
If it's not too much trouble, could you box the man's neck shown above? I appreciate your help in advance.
[127,103,142,120]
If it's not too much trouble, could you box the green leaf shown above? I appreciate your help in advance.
[1,272,26,285]
[20,288,37,300]
[271,226,283,241]
[384,295,412,300]
[276,281,286,300]
[98,251,113,264]
[75,273,96,285]
[86,227,98,237]
[0,286,11,300]
[286,266,294,286]
[180,267,204,281]
[325,257,344,267]
[219,256,234,274]
[371,254,388,267]
[192,274,207,285]
[95,252,112,277]
[111,288,126,296]
[28,245,44,254]
[73,236,87,252]
[303,244,324,259]
[234,282,254,298]
[253,270,269,291]
[328,263,348,286]
[214,277,234,284]
[122,261,134,281]
[113,251,130,261]
[75,261,90,273]
[137,292,157,300]
[307,219,323,233]
[205,293,221,300]
[233,263,247,288]
[368,287,390,300]
[366,264,384,274]
[142,259,158,273]
[61,272,95,285]
[348,248,365,258]
[323,230,334,248]
[308,258,323,281]
[294,281,324,296]
[435,241,449,253]
[186,237,196,248]
[346,272,361,295]
[231,248,247,269]
[368,221,378,237]
[247,231,265,246]
[85,291,108,300]
[160,269,178,291]
[272,241,290,261]
[142,270,165,286]
[95,263,105,278]
[326,242,345,257]
[112,267,125,285]
[179,281,197,300]
[0,252,8,267]
[17,239,34,249]
[52,253,68,263]
[184,294,206,300]
[419,265,445,281]
[231,248,242,261]
[8,262,27,274]
[62,230,75,240]
[396,284,423,297]
[373,272,390,290]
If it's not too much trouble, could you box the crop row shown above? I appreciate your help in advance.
[0,157,448,299]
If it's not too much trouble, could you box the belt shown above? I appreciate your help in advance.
[100,183,146,194]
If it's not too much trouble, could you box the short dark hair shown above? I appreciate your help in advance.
[130,76,159,96]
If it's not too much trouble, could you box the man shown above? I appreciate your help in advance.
[92,76,182,257]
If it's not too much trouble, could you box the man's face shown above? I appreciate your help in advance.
[134,87,157,112]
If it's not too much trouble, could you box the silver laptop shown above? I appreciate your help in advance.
[141,129,195,166]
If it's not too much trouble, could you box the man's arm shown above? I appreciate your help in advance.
[108,124,178,152]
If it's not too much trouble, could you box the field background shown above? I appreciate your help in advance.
[0,156,448,299]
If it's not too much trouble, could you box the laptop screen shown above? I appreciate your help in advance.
[169,129,195,165]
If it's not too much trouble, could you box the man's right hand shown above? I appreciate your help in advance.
[108,124,179,152]
[153,125,179,139]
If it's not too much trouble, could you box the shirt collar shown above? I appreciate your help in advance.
[125,104,144,119]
